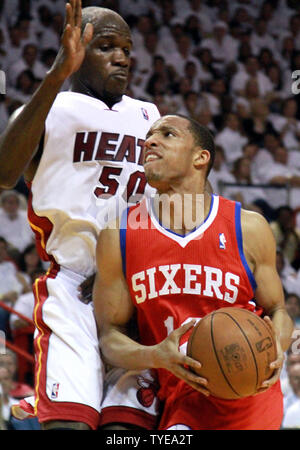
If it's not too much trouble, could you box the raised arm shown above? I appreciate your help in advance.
[93,222,208,394]
[0,0,93,188]
[241,209,294,388]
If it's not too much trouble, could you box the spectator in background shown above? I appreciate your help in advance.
[3,25,23,71]
[215,112,248,166]
[183,14,202,47]
[10,268,45,332]
[288,12,300,50]
[183,60,201,93]
[265,63,286,112]
[234,77,262,119]
[229,4,254,35]
[270,206,300,268]
[250,18,280,59]
[258,47,278,76]
[199,21,239,73]
[165,33,201,79]
[281,362,300,429]
[285,293,300,328]
[230,55,273,98]
[0,365,39,430]
[0,237,25,333]
[269,97,300,151]
[39,12,64,51]
[0,350,33,400]
[278,34,296,72]
[225,156,269,215]
[251,131,281,179]
[134,31,166,82]
[242,98,277,147]
[194,47,217,89]
[7,43,47,88]
[276,248,300,296]
[208,145,235,196]
[0,190,34,254]
[281,346,300,398]
[0,366,17,429]
[178,0,213,35]
[204,77,227,120]
[177,90,207,120]
[7,69,36,105]
[15,15,38,48]
[18,244,44,288]
[0,96,10,134]
[263,146,300,210]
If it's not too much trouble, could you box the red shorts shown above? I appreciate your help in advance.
[159,380,283,430]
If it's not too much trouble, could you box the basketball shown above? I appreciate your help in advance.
[187,307,277,399]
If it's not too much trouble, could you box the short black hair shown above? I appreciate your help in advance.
[176,114,215,177]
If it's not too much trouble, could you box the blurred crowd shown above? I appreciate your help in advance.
[0,0,300,430]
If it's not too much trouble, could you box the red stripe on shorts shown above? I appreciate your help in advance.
[33,265,100,430]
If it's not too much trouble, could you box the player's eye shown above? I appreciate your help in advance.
[164,131,175,137]
[123,48,131,56]
[100,45,110,52]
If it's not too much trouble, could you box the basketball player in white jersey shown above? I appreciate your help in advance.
[0,0,160,430]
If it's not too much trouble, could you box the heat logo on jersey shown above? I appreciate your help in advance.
[219,232,226,250]
[72,131,145,165]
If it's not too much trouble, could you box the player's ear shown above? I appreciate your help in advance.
[193,147,210,171]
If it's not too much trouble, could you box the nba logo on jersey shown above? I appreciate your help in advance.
[141,107,149,120]
[219,233,226,250]
[51,383,60,399]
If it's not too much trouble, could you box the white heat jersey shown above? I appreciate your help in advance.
[28,91,160,276]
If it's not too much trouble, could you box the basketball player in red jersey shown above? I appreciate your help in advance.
[94,114,294,430]
[0,0,160,430]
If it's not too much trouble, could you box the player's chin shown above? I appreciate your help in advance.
[106,76,128,95]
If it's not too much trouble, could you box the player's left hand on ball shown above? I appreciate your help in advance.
[256,316,285,393]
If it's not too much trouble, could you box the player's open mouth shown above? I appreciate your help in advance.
[144,152,161,164]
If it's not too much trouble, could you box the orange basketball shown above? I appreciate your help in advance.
[187,307,277,399]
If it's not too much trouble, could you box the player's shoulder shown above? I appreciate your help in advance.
[52,91,92,108]
[241,208,269,233]
[122,95,160,116]
[240,208,275,254]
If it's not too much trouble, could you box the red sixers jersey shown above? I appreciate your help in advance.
[121,195,258,389]
[120,194,283,429]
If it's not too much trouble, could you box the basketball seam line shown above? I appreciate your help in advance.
[210,313,242,398]
[225,313,259,391]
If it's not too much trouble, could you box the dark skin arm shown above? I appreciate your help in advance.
[0,0,93,188]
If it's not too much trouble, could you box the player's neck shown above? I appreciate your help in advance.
[153,190,212,236]
[71,79,123,108]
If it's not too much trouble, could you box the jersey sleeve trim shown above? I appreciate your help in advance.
[234,202,257,292]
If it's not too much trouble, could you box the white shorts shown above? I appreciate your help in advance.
[33,265,103,429]
[100,367,160,429]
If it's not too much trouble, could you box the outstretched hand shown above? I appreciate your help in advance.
[152,320,210,396]
[50,0,93,82]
